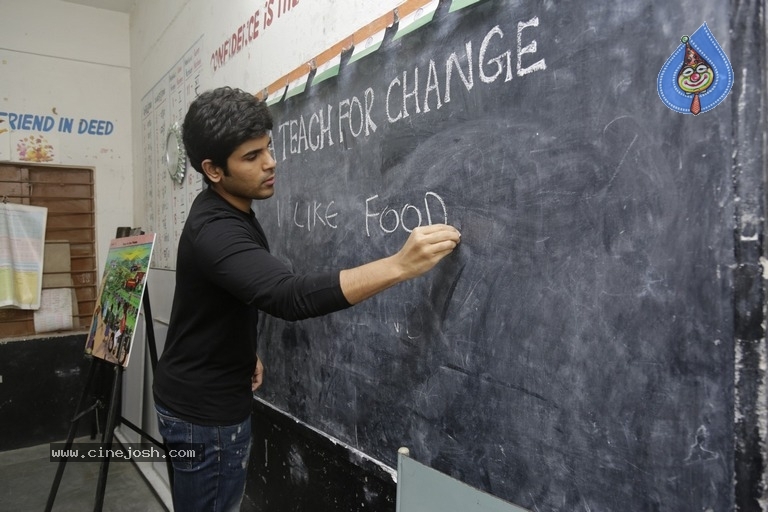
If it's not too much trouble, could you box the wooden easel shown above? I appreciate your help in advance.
[45,229,172,512]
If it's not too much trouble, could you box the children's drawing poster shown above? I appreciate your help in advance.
[140,38,205,270]
[0,202,47,309]
[85,233,155,367]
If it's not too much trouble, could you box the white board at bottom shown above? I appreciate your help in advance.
[396,448,530,512]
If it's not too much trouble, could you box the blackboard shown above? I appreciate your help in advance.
[254,1,759,510]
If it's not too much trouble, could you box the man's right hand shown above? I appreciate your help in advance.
[392,224,461,280]
[339,224,461,305]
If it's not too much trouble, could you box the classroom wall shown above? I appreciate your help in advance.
[0,0,133,270]
[0,0,133,458]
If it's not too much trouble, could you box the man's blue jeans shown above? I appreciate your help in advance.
[155,403,252,512]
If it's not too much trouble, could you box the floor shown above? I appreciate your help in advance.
[0,437,167,512]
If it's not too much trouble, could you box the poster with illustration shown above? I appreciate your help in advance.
[85,233,155,367]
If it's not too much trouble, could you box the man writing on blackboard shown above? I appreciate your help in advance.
[153,86,461,512]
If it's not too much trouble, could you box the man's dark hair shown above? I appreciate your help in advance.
[182,87,274,182]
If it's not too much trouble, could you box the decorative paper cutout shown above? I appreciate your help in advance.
[284,73,310,100]
[449,0,482,12]
[657,23,733,115]
[311,53,342,87]
[348,28,388,64]
[393,0,440,41]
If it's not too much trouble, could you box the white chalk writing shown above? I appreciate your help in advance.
[274,16,546,161]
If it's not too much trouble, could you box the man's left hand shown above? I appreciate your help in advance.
[252,358,264,391]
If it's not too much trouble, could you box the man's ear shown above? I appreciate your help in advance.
[201,160,222,183]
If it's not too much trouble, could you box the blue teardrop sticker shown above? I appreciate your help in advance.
[657,23,733,115]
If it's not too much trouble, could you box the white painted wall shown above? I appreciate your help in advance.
[0,0,132,271]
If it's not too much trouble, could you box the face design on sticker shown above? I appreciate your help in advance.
[657,25,734,116]
[677,40,714,95]
[678,62,714,94]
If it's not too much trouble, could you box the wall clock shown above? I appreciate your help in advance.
[164,122,186,184]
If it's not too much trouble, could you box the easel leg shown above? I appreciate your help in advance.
[93,363,123,512]
[141,286,174,490]
[45,359,98,512]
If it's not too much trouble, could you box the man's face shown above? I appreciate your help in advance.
[211,134,276,211]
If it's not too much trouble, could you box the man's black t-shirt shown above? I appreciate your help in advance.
[153,188,350,425]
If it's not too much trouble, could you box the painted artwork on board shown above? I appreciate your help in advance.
[13,132,58,162]
[85,233,155,367]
